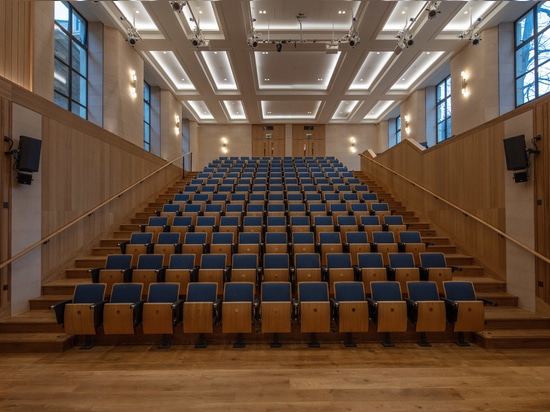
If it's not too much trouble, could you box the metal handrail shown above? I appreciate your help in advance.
[0,152,192,271]
[359,151,550,265]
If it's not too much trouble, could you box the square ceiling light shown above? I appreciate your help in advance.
[149,51,195,91]
[201,51,238,91]
[261,101,321,120]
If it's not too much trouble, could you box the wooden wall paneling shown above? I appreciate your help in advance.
[534,102,550,304]
[0,97,13,318]
[292,124,325,157]
[252,124,285,157]
[0,1,32,89]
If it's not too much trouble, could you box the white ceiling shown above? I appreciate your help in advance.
[74,1,534,125]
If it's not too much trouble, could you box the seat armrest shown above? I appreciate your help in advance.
[172,299,184,325]
[292,298,299,321]
[289,266,295,286]
[190,266,200,282]
[155,268,167,282]
[225,267,232,283]
[118,240,129,254]
[397,242,406,253]
[419,267,429,281]
[385,266,396,281]
[213,299,222,323]
[479,298,498,307]
[89,267,102,283]
[450,265,462,272]
[321,266,329,282]
[123,268,134,283]
[139,224,146,232]
[370,242,378,253]
[131,300,145,326]
[342,242,349,252]
[50,300,72,325]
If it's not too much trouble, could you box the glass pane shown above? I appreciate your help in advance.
[445,97,452,118]
[143,83,150,102]
[538,2,550,33]
[396,130,401,143]
[54,26,70,64]
[516,71,536,105]
[144,124,151,146]
[436,81,445,101]
[71,43,87,77]
[538,59,550,97]
[537,30,550,66]
[71,71,87,106]
[54,60,69,96]
[71,102,87,119]
[54,91,69,110]
[144,105,150,123]
[446,118,452,139]
[437,103,446,123]
[437,121,446,143]
[516,11,534,46]
[445,77,451,96]
[396,116,401,130]
[144,141,151,152]
[54,1,70,31]
[72,10,87,44]
[515,41,535,77]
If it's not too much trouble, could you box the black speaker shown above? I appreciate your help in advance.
[503,135,528,171]
[513,171,528,183]
[16,172,33,185]
[16,136,42,172]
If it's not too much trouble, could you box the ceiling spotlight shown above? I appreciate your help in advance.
[276,42,282,52]
[426,1,441,19]
[191,30,208,47]
[248,31,261,48]
[470,32,481,45]
[126,27,140,47]
[171,1,186,13]
[395,29,413,50]
[349,34,360,48]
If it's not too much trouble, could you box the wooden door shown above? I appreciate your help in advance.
[252,125,285,157]
[292,125,325,157]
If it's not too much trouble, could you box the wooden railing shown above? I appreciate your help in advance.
[359,151,550,265]
[0,152,192,271]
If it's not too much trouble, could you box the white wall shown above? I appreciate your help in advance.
[11,105,42,315]
[325,124,378,170]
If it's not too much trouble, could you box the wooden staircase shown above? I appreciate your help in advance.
[1,170,549,351]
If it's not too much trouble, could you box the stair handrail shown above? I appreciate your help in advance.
[0,152,193,271]
[359,151,550,265]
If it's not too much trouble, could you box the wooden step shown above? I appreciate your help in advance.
[407,222,431,230]
[92,246,119,256]
[113,231,132,239]
[0,333,74,352]
[99,238,124,247]
[484,306,550,330]
[477,291,519,307]
[42,278,91,295]
[74,256,106,268]
[477,329,550,349]
[0,310,63,333]
[422,236,451,245]
[426,244,457,254]
[29,295,73,310]
[65,268,91,279]
[453,275,507,292]
[445,254,474,266]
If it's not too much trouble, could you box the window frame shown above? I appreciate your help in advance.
[143,81,151,152]
[515,2,550,106]
[54,1,88,119]
[436,75,452,143]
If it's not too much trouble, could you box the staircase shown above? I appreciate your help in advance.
[1,170,549,351]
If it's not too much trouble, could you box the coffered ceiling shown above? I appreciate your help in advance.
[74,1,533,125]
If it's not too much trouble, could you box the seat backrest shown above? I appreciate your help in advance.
[299,282,329,302]
[105,254,133,270]
[419,252,447,268]
[360,215,381,226]
[371,282,402,301]
[173,193,192,203]
[373,231,395,243]
[162,203,180,212]
[224,282,254,302]
[172,216,193,227]
[130,232,153,244]
[388,253,415,268]
[264,253,289,269]
[265,232,287,244]
[110,283,143,303]
[407,281,439,301]
[327,253,352,268]
[288,203,306,213]
[399,231,422,243]
[157,232,180,244]
[350,203,368,212]
[137,254,164,269]
[212,232,234,244]
[261,282,291,302]
[148,283,179,303]
[205,204,223,213]
[183,204,201,213]
[291,216,310,226]
[319,231,341,244]
[232,254,257,269]
[243,216,263,226]
[148,216,169,226]
[337,216,357,226]
[371,203,390,211]
[293,231,314,244]
[267,203,285,212]
[357,253,384,268]
[200,254,227,269]
[267,216,286,226]
[73,284,106,304]
[334,282,365,302]
[295,253,321,268]
[361,193,378,202]
[225,204,243,214]
[315,216,334,226]
[196,216,216,227]
[330,203,347,213]
[184,232,207,244]
[169,254,195,269]
[238,232,261,244]
[346,232,368,244]
[187,283,217,302]
[384,215,404,225]
[443,281,476,301]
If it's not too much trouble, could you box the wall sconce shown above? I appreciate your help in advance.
[221,137,228,154]
[350,137,356,153]
[404,115,410,134]
[175,115,180,134]
[461,71,468,96]
[130,69,137,98]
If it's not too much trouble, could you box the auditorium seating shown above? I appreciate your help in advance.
[405,281,446,346]
[103,283,144,335]
[78,155,490,348]
[90,254,133,297]
[142,283,183,348]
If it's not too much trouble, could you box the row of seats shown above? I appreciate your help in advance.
[52,280,488,349]
[91,251,456,305]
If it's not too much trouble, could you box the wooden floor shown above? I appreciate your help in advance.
[2,343,550,411]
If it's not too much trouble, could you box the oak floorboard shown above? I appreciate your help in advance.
[1,343,550,411]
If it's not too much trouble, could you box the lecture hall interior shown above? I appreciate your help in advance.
[2,0,550,410]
